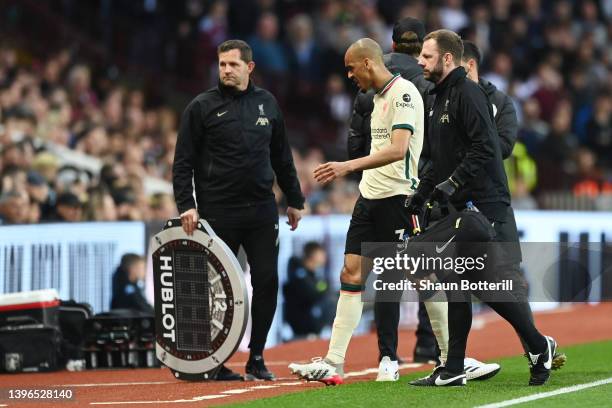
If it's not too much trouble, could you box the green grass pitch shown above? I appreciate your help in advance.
[226,341,612,408]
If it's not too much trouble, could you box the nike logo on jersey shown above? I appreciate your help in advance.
[434,373,466,386]
[435,235,456,254]
[217,111,228,117]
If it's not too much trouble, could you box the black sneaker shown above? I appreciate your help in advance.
[245,355,275,381]
[409,365,466,386]
[528,336,558,386]
[213,364,244,381]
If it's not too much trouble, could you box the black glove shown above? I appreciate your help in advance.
[405,193,426,215]
[430,177,460,203]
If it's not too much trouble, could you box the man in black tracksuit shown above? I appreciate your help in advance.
[461,40,566,368]
[173,40,305,381]
[347,18,439,365]
[408,29,558,387]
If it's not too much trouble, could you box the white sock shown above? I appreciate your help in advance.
[424,295,449,365]
[325,291,363,364]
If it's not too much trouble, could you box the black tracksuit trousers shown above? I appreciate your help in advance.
[207,210,279,356]
[445,209,546,372]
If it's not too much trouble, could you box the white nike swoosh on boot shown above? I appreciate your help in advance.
[544,338,553,369]
[435,373,465,386]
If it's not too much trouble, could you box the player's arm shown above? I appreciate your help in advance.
[496,93,518,160]
[270,99,305,230]
[349,128,411,171]
[314,128,410,184]
[315,84,416,185]
[173,99,208,235]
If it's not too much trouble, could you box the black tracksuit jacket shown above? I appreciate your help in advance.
[479,78,518,160]
[173,81,304,217]
[417,67,510,220]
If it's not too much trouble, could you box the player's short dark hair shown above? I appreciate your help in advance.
[462,40,482,66]
[424,29,463,64]
[303,241,324,260]
[394,32,423,57]
[217,40,253,63]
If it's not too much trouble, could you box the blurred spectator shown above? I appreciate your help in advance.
[512,178,538,210]
[572,148,607,197]
[149,192,177,221]
[283,242,333,338]
[0,190,30,224]
[110,253,153,314]
[46,191,83,222]
[286,14,322,84]
[518,98,549,156]
[505,142,537,202]
[537,101,579,191]
[248,12,288,78]
[585,93,612,170]
[439,0,469,32]
[84,187,118,221]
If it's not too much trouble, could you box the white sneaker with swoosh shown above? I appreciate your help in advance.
[464,357,501,380]
[376,356,399,381]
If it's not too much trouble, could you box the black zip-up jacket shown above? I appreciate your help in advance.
[173,81,304,214]
[347,53,433,163]
[417,67,510,219]
[479,78,518,159]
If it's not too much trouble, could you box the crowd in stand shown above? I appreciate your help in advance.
[0,0,610,224]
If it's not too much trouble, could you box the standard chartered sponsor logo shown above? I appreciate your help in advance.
[371,127,390,139]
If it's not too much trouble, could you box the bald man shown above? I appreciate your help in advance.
[289,38,424,385]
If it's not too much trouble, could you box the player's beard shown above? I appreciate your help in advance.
[424,58,444,83]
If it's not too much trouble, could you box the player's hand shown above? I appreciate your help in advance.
[180,208,199,236]
[286,207,302,231]
[430,177,459,203]
[313,161,351,185]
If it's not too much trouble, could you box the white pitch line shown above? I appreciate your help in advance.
[192,395,230,400]
[475,377,612,408]
[90,361,424,405]
[221,389,251,394]
[91,395,229,405]
[66,381,173,387]
[249,385,280,390]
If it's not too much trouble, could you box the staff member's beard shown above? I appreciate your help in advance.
[425,59,444,83]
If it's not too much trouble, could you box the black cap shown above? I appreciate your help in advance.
[56,192,82,208]
[392,17,426,43]
[27,171,46,186]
